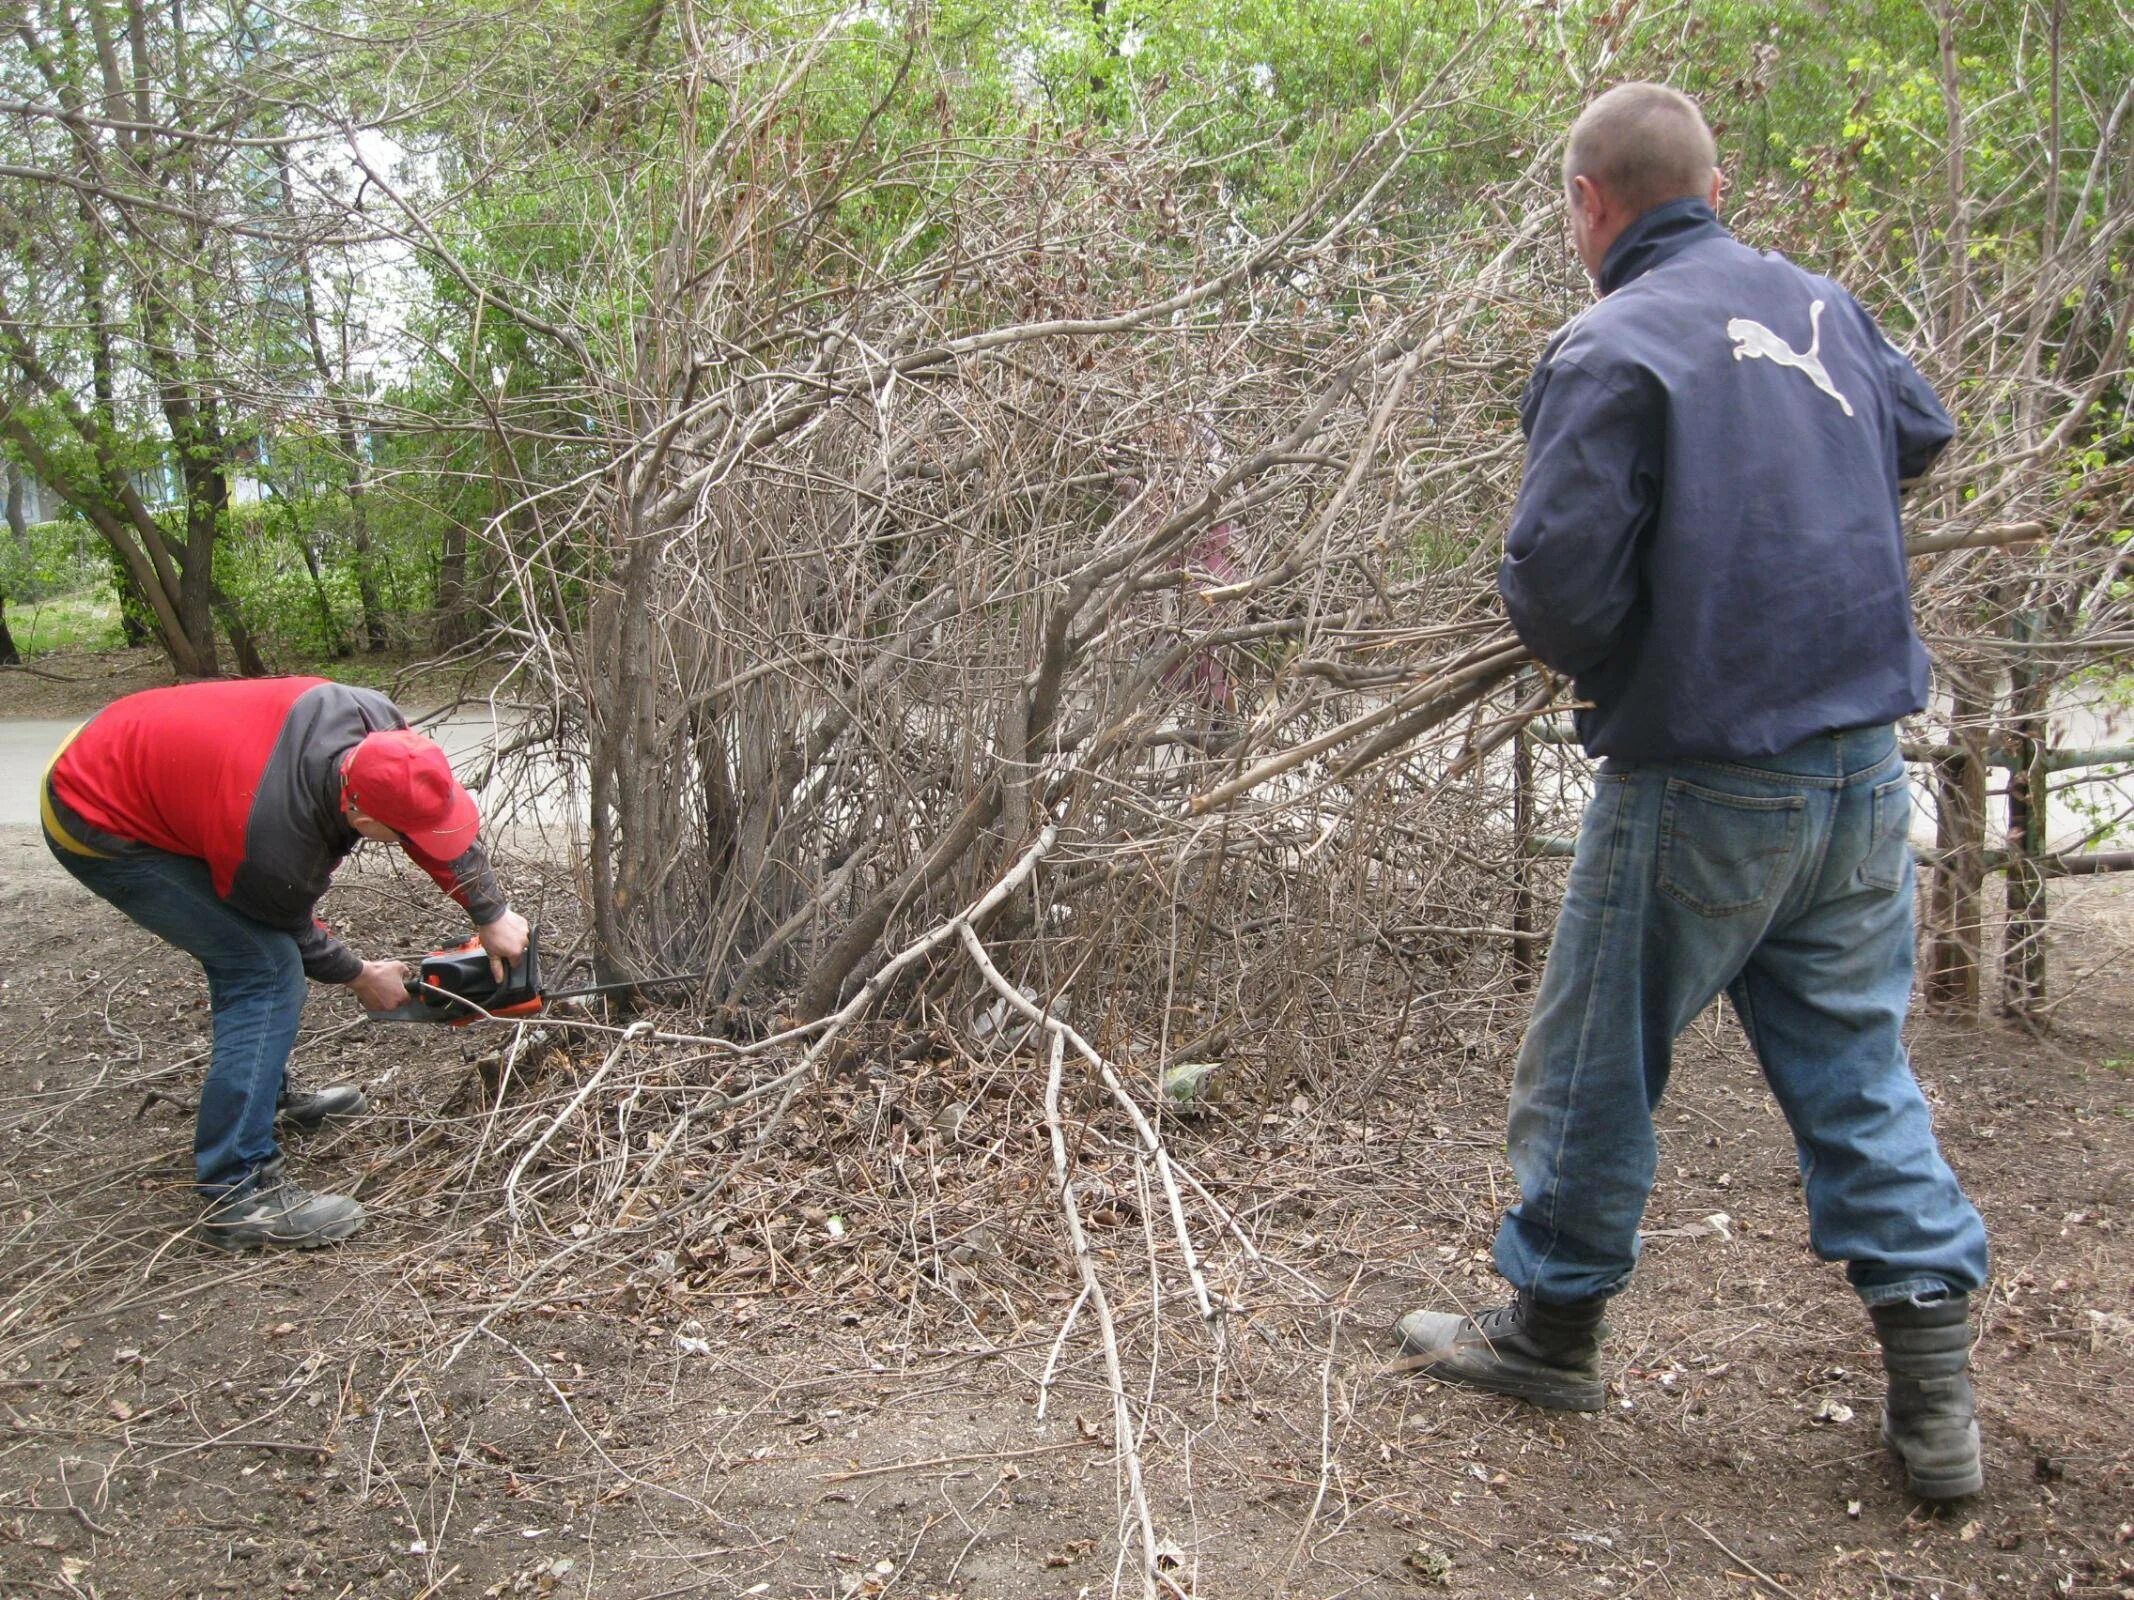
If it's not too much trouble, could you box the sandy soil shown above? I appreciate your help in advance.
[1,659,2130,1600]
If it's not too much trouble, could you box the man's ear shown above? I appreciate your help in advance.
[1707,167,1726,209]
[1569,173,1603,227]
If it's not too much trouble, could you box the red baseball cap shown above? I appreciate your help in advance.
[341,729,481,857]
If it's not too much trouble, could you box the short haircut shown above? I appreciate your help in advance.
[1563,83,1717,212]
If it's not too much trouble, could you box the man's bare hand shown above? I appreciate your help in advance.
[478,909,531,982]
[350,959,415,1013]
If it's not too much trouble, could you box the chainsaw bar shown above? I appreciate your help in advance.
[542,971,713,1004]
[365,925,711,1024]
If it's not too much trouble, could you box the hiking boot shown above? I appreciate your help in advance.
[1394,1290,1610,1411]
[1870,1292,1983,1500]
[276,1083,368,1134]
[199,1161,366,1252]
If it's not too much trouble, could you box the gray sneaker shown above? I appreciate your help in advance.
[200,1162,366,1252]
[276,1083,368,1133]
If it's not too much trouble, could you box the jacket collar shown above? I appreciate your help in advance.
[1597,196,1728,296]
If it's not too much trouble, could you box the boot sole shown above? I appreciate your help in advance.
[1904,1466,1985,1500]
[276,1112,360,1137]
[1395,1312,1605,1412]
[1422,1349,1605,1411]
[199,1218,367,1253]
[276,1095,370,1136]
[1884,1421,1983,1500]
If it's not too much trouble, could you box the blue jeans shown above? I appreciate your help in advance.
[1496,725,1989,1309]
[46,837,307,1198]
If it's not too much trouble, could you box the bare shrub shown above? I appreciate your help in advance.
[272,18,2134,1590]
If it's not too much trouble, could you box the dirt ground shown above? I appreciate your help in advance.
[2,664,2130,1600]
[0,648,176,719]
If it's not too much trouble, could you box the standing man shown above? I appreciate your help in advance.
[41,677,529,1251]
[1395,85,1989,1500]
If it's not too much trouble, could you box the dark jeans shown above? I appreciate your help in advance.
[1496,724,1990,1307]
[46,836,307,1197]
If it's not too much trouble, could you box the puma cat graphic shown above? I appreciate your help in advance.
[1727,299,1855,417]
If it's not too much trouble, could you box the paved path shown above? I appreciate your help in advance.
[0,713,571,832]
[0,719,83,827]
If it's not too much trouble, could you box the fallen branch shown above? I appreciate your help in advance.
[822,1435,1102,1483]
[1040,1028,1159,1600]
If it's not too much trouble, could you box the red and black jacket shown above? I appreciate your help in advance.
[44,678,508,983]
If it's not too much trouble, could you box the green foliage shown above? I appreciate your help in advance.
[0,516,125,655]
[2,587,123,656]
[207,490,445,663]
[9,0,2133,660]
[1,517,112,606]
[2059,764,2131,850]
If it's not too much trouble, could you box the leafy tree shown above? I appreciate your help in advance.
[0,0,332,674]
[0,461,27,664]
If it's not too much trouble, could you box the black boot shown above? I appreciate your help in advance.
[1869,1292,1983,1500]
[1394,1290,1610,1411]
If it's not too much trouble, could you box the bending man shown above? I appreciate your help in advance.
[1395,84,1989,1501]
[42,677,528,1251]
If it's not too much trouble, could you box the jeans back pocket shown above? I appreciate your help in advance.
[1657,778,1805,917]
[1857,774,1914,893]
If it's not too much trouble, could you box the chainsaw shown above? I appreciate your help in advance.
[364,926,711,1025]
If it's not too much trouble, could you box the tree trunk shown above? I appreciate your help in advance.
[2002,600,2059,1019]
[168,494,221,675]
[3,464,27,663]
[299,535,353,657]
[0,417,206,675]
[433,513,472,648]
[287,184,388,651]
[4,463,27,548]
[474,424,525,627]
[343,467,386,651]
[108,547,153,647]
[1510,715,1537,993]
[214,584,268,676]
[277,143,390,653]
[2000,710,2048,1019]
[1925,676,1989,1014]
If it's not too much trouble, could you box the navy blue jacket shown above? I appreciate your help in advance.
[1498,198,1954,761]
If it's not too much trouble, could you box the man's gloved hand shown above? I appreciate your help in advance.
[350,959,415,1012]
[478,908,531,983]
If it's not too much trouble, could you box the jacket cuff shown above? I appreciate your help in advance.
[450,846,509,926]
[306,942,364,985]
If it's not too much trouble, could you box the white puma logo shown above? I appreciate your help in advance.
[1727,299,1854,417]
